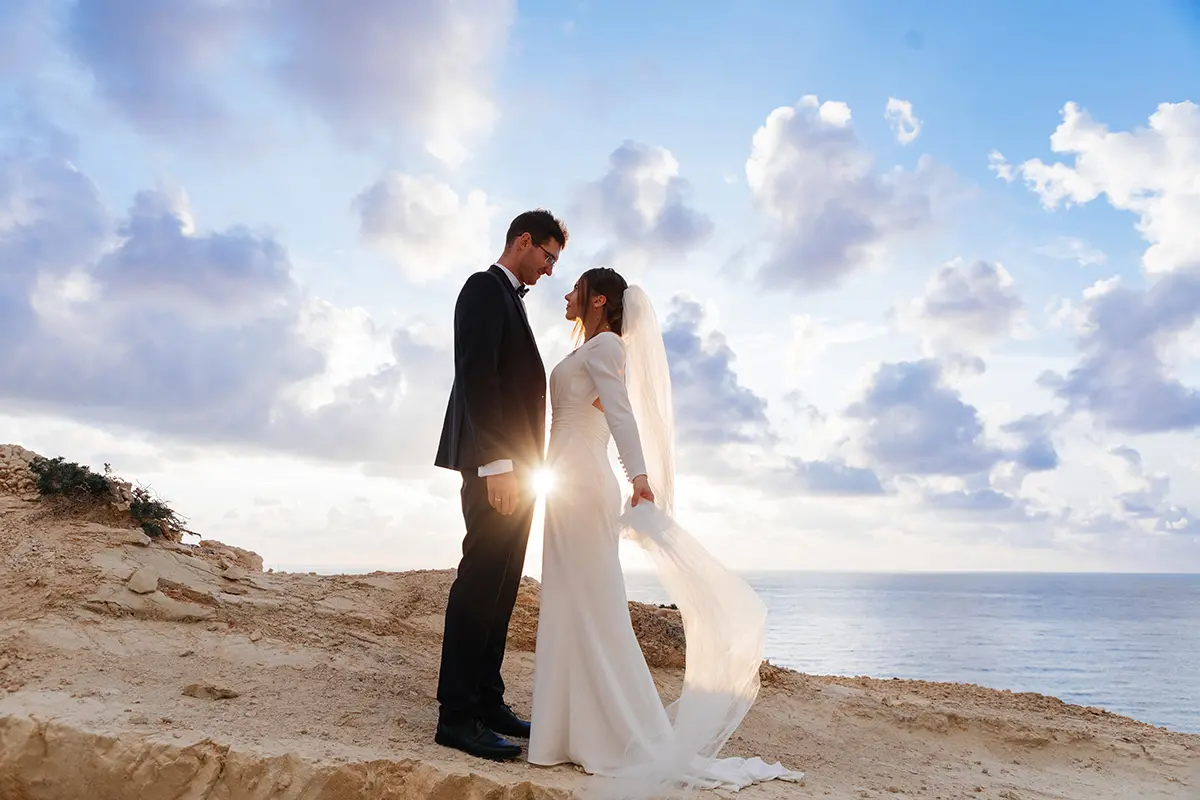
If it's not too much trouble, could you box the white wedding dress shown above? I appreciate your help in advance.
[528,289,803,797]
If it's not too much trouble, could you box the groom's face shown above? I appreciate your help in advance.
[515,234,561,286]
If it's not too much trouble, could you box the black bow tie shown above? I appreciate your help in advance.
[514,284,528,298]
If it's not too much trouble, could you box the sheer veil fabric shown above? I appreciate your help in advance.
[593,286,805,797]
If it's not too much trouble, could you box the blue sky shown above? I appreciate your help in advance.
[1,0,1198,573]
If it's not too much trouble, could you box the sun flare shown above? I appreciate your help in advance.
[532,468,556,500]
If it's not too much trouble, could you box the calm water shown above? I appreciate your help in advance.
[625,571,1200,734]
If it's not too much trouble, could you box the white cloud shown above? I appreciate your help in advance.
[1035,236,1107,266]
[574,140,712,266]
[354,173,497,281]
[1083,274,1121,301]
[745,94,943,290]
[846,359,1003,477]
[1006,101,1200,275]
[789,314,886,376]
[64,0,515,162]
[818,100,852,126]
[66,0,246,140]
[656,298,887,497]
[1067,445,1197,538]
[267,0,515,164]
[884,97,922,145]
[786,456,884,496]
[0,0,56,80]
[844,360,1059,482]
[282,300,397,412]
[0,142,324,442]
[1045,296,1083,330]
[662,296,772,447]
[905,258,1024,356]
[0,124,463,471]
[1039,268,1200,433]
[6,27,1199,576]
[988,150,1014,182]
[995,102,1200,442]
[263,323,453,471]
[93,188,298,318]
[790,315,828,376]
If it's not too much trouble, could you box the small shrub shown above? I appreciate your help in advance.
[27,455,187,539]
[28,456,110,498]
[129,485,187,538]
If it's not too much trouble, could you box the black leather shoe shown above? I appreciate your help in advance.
[481,704,532,739]
[434,718,522,761]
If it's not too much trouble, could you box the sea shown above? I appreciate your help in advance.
[625,571,1200,734]
[275,563,1200,735]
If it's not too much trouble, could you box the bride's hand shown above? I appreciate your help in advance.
[630,474,655,507]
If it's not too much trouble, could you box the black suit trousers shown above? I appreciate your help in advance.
[436,470,535,723]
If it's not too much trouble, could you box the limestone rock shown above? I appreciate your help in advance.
[86,584,215,622]
[116,529,152,547]
[0,714,574,799]
[75,522,149,548]
[127,567,159,595]
[182,683,240,700]
[0,444,40,501]
[200,540,264,572]
[221,565,248,581]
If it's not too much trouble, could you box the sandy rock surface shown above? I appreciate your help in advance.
[0,444,40,502]
[0,444,1196,799]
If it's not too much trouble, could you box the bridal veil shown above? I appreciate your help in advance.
[598,286,803,796]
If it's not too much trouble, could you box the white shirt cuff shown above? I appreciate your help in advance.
[478,459,514,477]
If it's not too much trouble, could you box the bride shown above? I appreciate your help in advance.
[528,267,804,796]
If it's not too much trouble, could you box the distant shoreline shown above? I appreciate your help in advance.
[266,564,1200,577]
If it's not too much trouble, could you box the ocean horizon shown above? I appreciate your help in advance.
[269,565,1200,734]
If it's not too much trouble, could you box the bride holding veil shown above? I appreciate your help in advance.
[528,267,804,796]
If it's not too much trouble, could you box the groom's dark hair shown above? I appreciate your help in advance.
[505,209,568,249]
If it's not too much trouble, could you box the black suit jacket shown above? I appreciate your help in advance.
[435,266,547,474]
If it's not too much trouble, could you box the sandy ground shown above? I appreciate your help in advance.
[0,448,1196,799]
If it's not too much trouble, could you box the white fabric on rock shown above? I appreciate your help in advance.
[529,294,804,797]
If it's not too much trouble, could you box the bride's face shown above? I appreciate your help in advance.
[565,275,607,327]
[564,279,583,321]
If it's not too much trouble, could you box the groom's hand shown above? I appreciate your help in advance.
[486,471,519,516]
[630,474,655,507]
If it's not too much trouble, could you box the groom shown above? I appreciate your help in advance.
[433,209,568,761]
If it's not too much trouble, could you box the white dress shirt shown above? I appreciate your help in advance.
[495,262,520,290]
[478,264,522,478]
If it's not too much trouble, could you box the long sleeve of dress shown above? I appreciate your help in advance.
[583,333,648,481]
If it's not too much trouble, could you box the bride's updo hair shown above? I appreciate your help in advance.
[575,267,629,340]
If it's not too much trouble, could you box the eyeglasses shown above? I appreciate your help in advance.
[537,244,558,267]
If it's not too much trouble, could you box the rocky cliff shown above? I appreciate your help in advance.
[0,444,1195,799]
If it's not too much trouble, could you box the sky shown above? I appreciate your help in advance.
[2,0,1199,574]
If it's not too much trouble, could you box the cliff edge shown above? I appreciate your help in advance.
[0,444,1195,799]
